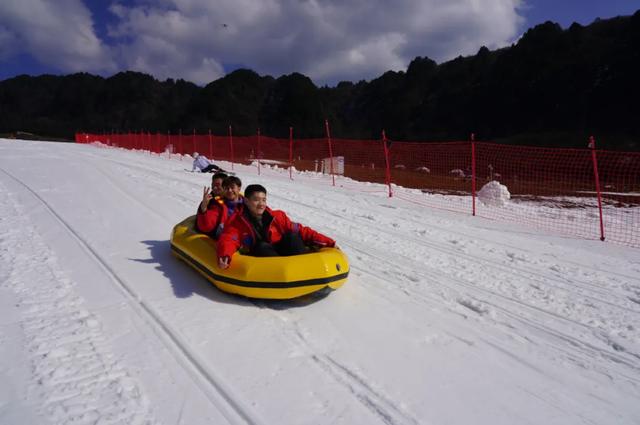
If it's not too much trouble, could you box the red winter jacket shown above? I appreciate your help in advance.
[196,197,243,239]
[217,206,335,262]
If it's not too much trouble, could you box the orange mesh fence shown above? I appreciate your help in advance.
[474,143,604,241]
[386,141,473,214]
[469,143,640,246]
[76,132,640,248]
[588,148,640,247]
[330,138,388,192]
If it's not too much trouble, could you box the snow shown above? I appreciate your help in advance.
[477,181,511,207]
[1,138,640,425]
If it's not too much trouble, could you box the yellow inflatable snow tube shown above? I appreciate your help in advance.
[170,216,349,299]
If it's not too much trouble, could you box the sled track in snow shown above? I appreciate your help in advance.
[0,180,159,424]
[345,247,640,390]
[0,168,265,425]
[252,301,420,425]
[309,353,418,425]
[266,194,640,379]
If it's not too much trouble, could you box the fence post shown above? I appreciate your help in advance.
[257,128,261,175]
[192,128,196,155]
[178,129,183,160]
[228,125,235,170]
[589,136,606,241]
[289,127,294,180]
[382,130,393,197]
[167,130,171,157]
[324,119,336,186]
[471,133,476,216]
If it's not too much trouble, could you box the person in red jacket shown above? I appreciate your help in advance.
[196,176,243,239]
[196,172,227,216]
[210,172,228,198]
[217,184,335,269]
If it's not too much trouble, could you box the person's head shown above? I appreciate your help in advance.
[244,184,267,217]
[222,176,242,201]
[211,172,228,197]
[193,152,199,158]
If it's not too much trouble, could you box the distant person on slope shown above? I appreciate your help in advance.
[197,176,243,239]
[217,184,335,269]
[191,152,226,173]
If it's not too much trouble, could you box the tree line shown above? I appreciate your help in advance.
[1,10,638,150]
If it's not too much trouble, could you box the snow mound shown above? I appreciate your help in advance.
[478,181,510,207]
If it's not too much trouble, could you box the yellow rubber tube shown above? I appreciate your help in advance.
[170,216,349,299]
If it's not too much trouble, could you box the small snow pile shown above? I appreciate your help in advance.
[477,180,511,207]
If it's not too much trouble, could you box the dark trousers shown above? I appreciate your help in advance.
[202,164,223,173]
[250,232,308,257]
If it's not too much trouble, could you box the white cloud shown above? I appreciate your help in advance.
[1,0,524,85]
[0,0,116,73]
[307,32,408,83]
[108,0,524,85]
[115,32,225,84]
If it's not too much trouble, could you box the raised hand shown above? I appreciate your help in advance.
[218,256,230,269]
[200,186,213,213]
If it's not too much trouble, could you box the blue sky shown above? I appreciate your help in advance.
[523,0,637,28]
[0,1,637,87]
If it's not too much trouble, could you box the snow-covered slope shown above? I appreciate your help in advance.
[1,139,639,425]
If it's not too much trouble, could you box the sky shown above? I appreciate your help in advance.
[1,138,639,424]
[0,0,638,87]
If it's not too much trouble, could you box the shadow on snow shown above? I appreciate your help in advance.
[132,239,332,309]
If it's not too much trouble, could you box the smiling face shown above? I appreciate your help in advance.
[222,183,241,201]
[211,177,224,197]
[245,191,267,218]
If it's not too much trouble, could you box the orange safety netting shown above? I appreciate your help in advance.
[76,132,640,248]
